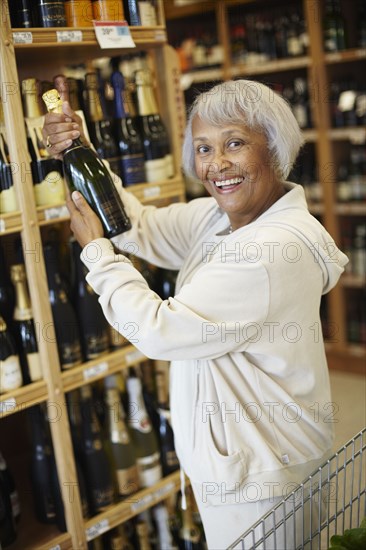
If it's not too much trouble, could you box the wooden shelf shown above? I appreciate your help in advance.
[335,203,366,216]
[1,178,186,235]
[328,127,366,144]
[84,471,182,543]
[180,67,224,88]
[324,48,366,65]
[61,345,147,393]
[230,56,310,77]
[302,129,318,142]
[0,380,48,419]
[340,274,366,289]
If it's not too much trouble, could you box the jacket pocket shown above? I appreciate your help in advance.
[191,411,247,490]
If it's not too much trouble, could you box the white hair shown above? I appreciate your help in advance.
[182,79,305,180]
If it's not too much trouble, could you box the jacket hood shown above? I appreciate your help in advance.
[255,182,349,294]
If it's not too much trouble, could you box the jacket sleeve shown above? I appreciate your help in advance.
[81,238,270,361]
[109,175,216,271]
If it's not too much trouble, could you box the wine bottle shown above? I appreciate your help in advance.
[79,384,115,515]
[103,524,134,550]
[154,268,178,300]
[10,264,43,384]
[323,0,346,52]
[0,474,16,548]
[0,103,18,215]
[111,69,146,186]
[92,0,125,21]
[27,405,57,524]
[43,89,132,238]
[64,0,93,27]
[70,239,110,361]
[178,489,204,550]
[43,242,83,370]
[124,0,157,26]
[126,368,162,488]
[0,452,20,527]
[155,371,179,476]
[135,69,174,182]
[0,315,23,394]
[36,0,67,27]
[135,519,152,550]
[22,77,66,206]
[104,375,140,499]
[84,72,122,178]
[0,245,15,330]
[153,504,178,550]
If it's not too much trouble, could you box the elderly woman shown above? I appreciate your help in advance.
[43,79,347,548]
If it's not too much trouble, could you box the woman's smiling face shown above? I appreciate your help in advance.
[192,116,284,229]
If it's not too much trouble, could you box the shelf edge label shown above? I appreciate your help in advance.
[0,219,5,233]
[125,349,145,364]
[83,361,108,381]
[93,21,136,49]
[56,30,83,43]
[0,397,17,416]
[143,185,161,198]
[12,32,33,44]
[44,205,70,220]
[86,518,110,541]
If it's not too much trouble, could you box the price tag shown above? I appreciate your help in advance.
[44,205,70,220]
[348,128,366,145]
[83,361,108,381]
[0,397,17,416]
[0,219,5,233]
[125,349,145,364]
[12,32,33,44]
[143,186,161,199]
[86,519,110,541]
[154,30,166,41]
[56,30,83,43]
[130,493,153,513]
[49,545,61,550]
[153,481,175,499]
[93,21,136,49]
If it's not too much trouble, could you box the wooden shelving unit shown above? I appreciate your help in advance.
[164,0,366,375]
[0,1,186,548]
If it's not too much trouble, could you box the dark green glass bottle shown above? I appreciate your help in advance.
[42,89,131,238]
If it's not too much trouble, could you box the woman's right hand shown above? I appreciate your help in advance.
[42,101,86,159]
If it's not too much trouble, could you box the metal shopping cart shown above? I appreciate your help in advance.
[228,428,366,550]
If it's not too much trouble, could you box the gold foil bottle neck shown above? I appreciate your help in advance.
[42,89,63,114]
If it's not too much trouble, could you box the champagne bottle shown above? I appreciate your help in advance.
[155,371,179,476]
[0,245,15,332]
[0,103,18,215]
[126,368,162,488]
[36,0,67,27]
[43,89,132,238]
[135,519,152,550]
[135,69,174,182]
[70,239,110,360]
[64,0,93,27]
[178,489,204,550]
[11,0,34,28]
[111,69,146,186]
[43,242,83,370]
[79,384,115,515]
[27,405,57,524]
[10,264,43,384]
[22,77,65,206]
[92,0,125,21]
[0,453,20,527]
[104,375,140,499]
[0,474,16,548]
[103,524,134,550]
[153,504,178,550]
[124,0,157,26]
[0,315,23,394]
[84,72,122,178]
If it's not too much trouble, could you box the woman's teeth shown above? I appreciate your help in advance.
[211,177,243,188]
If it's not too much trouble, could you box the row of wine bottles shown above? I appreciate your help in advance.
[342,223,366,279]
[346,292,366,345]
[9,0,159,28]
[323,0,366,51]
[0,236,177,391]
[0,361,198,549]
[0,58,174,215]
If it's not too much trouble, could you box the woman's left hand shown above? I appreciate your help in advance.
[66,191,104,248]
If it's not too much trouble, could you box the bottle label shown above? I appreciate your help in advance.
[38,3,67,27]
[138,1,157,26]
[165,153,174,179]
[59,341,82,369]
[27,351,43,381]
[129,411,152,434]
[137,452,162,488]
[10,490,20,518]
[34,170,66,207]
[0,355,23,392]
[0,187,18,214]
[292,105,308,129]
[84,332,110,360]
[116,464,140,496]
[287,36,302,56]
[165,450,179,468]
[145,157,167,183]
[121,154,146,186]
